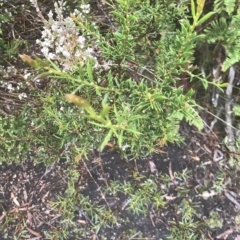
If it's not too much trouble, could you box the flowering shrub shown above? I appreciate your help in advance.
[2,0,218,164]
[17,0,215,161]
[32,0,95,71]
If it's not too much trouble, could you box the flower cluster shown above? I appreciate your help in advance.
[33,0,95,71]
[0,66,30,100]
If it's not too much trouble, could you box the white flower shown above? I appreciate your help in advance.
[73,9,82,17]
[62,50,70,58]
[48,52,56,60]
[48,10,53,18]
[41,46,49,56]
[80,4,90,14]
[84,48,94,59]
[86,48,94,54]
[42,39,52,47]
[34,0,98,72]
[56,45,63,54]
[41,28,51,38]
[51,22,60,31]
[18,93,27,100]
[36,39,41,44]
[73,9,79,14]
[74,50,82,58]
[24,72,32,79]
[55,25,64,34]
[59,36,66,45]
[77,36,85,48]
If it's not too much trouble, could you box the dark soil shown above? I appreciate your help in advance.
[1,126,240,239]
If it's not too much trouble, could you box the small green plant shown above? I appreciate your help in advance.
[0,2,29,62]
[206,211,223,229]
[167,199,202,240]
[105,177,166,215]
[0,2,13,59]
[5,39,28,60]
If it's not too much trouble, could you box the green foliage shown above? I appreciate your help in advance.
[213,0,237,15]
[204,0,240,71]
[105,178,166,215]
[233,105,240,116]
[15,0,209,162]
[50,169,117,235]
[206,211,223,229]
[5,39,28,59]
[0,2,32,63]
[0,3,13,55]
[167,199,202,240]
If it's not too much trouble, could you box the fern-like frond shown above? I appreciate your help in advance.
[222,44,240,71]
[214,0,237,15]
[225,0,236,15]
[204,18,228,43]
[229,14,240,36]
[209,0,240,71]
[214,0,225,13]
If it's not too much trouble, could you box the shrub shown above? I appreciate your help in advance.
[11,0,214,164]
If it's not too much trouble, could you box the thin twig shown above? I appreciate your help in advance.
[204,107,224,134]
[129,231,141,239]
[96,0,117,31]
[224,191,240,209]
[225,66,235,145]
